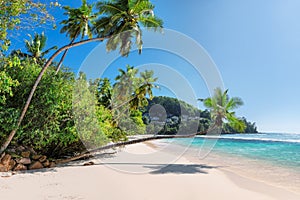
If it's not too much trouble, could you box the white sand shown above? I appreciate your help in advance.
[0,142,299,200]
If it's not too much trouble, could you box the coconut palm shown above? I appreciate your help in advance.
[112,65,139,110]
[200,88,246,132]
[11,32,57,64]
[0,0,163,154]
[56,0,96,74]
[93,0,163,56]
[130,70,158,110]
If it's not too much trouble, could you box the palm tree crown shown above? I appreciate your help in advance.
[24,32,57,59]
[60,0,96,40]
[93,0,163,56]
[200,88,246,132]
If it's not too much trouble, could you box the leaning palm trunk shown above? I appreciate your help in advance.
[0,36,110,155]
[55,34,78,74]
[56,132,206,164]
[55,48,69,74]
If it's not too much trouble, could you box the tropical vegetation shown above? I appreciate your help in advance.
[0,0,257,162]
[0,0,163,155]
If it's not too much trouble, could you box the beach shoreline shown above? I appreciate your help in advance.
[0,141,299,200]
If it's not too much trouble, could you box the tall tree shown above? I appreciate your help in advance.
[200,88,246,133]
[0,0,163,154]
[56,0,96,74]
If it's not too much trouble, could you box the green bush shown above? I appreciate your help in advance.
[0,57,83,157]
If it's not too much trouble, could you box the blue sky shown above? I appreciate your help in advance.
[13,0,300,133]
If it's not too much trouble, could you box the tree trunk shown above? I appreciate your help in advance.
[56,132,207,164]
[55,36,77,75]
[55,48,69,74]
[0,36,110,155]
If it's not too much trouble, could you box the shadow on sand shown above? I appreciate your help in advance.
[144,164,217,174]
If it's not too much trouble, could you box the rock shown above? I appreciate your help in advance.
[0,163,8,172]
[8,159,16,171]
[42,160,50,168]
[16,158,31,165]
[1,154,11,166]
[83,161,95,166]
[39,155,47,163]
[49,162,56,168]
[27,147,37,156]
[17,146,26,152]
[32,155,42,160]
[21,151,31,158]
[14,163,27,171]
[29,161,43,170]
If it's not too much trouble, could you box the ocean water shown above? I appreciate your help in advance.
[171,133,300,193]
[174,133,300,169]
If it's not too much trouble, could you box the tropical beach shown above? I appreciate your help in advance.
[1,0,300,199]
[1,141,299,200]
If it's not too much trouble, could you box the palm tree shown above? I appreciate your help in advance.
[112,66,158,111]
[56,0,96,74]
[93,0,163,56]
[0,0,163,154]
[130,70,158,110]
[12,32,57,64]
[199,88,246,133]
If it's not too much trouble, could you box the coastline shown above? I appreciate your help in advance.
[0,141,299,200]
[152,139,300,196]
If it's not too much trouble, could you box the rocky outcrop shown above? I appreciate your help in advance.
[16,158,31,165]
[14,163,27,171]
[0,150,56,173]
[29,161,43,170]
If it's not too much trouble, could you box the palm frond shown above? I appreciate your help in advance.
[139,16,163,30]
[41,46,58,57]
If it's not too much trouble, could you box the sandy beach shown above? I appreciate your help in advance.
[0,141,299,200]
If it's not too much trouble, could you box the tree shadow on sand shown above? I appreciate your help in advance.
[144,164,218,174]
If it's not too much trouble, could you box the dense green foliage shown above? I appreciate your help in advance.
[92,65,158,140]
[0,53,158,156]
[0,1,257,160]
[143,96,258,135]
[0,0,164,155]
[0,56,82,157]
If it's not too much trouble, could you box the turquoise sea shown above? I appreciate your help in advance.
[174,133,300,169]
[196,133,300,169]
[171,133,300,193]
